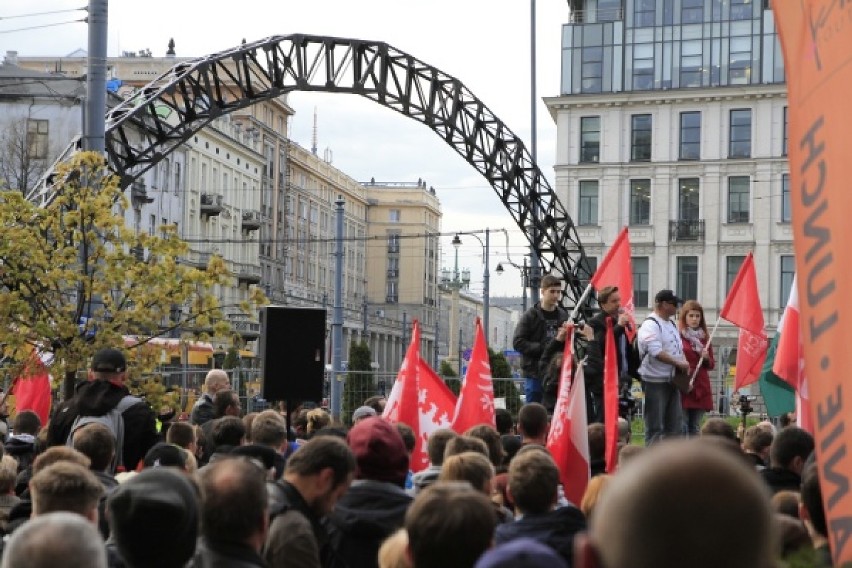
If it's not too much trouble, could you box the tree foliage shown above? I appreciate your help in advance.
[343,340,374,425]
[489,348,522,417]
[0,152,266,407]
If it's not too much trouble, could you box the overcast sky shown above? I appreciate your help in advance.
[1,0,571,298]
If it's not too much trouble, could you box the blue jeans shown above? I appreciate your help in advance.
[643,380,683,446]
[525,378,543,403]
[683,409,705,437]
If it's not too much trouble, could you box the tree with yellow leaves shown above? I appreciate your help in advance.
[0,152,266,405]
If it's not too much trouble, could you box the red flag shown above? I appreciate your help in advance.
[720,253,764,335]
[383,321,430,471]
[384,321,457,471]
[734,329,768,391]
[451,318,496,433]
[12,354,52,426]
[589,228,635,338]
[603,319,619,473]
[546,326,590,506]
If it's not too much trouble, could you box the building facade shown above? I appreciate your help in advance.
[547,0,792,360]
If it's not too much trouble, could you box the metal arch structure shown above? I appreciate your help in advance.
[27,34,593,311]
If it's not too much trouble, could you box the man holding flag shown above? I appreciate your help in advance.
[581,285,637,424]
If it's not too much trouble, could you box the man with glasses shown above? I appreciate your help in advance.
[637,290,689,445]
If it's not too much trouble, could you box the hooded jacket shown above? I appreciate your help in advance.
[494,505,587,567]
[327,480,412,568]
[47,379,159,472]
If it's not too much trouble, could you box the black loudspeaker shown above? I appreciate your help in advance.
[259,306,326,402]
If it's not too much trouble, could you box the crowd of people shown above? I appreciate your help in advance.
[0,276,834,567]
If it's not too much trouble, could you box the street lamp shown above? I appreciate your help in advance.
[495,256,530,312]
[457,230,491,346]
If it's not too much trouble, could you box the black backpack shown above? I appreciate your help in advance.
[632,317,662,365]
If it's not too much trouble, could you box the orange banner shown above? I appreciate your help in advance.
[774,2,852,564]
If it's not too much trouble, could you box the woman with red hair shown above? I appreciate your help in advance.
[679,300,715,436]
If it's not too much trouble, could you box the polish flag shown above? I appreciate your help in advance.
[590,227,636,339]
[771,275,812,432]
[384,321,457,471]
[451,318,496,433]
[546,326,590,506]
[603,319,619,473]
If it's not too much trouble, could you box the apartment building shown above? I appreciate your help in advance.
[546,0,792,359]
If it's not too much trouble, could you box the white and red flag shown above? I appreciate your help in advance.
[720,253,768,391]
[590,227,636,339]
[546,326,590,506]
[383,320,457,471]
[451,318,496,433]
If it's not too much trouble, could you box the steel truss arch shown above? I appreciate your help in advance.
[29,34,593,310]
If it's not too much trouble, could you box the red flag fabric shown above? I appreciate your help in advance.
[384,321,457,471]
[451,318,496,433]
[772,275,803,390]
[383,321,430,471]
[603,319,619,473]
[734,329,768,391]
[589,228,635,339]
[546,327,590,506]
[720,253,764,335]
[12,354,52,426]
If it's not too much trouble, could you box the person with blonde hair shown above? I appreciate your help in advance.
[580,474,611,521]
[678,299,715,436]
[306,408,331,435]
[0,455,19,532]
[378,529,411,568]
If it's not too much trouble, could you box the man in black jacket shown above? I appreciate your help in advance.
[513,274,569,404]
[581,286,638,424]
[47,348,158,473]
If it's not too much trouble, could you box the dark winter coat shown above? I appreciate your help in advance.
[581,311,639,394]
[513,303,568,380]
[494,505,587,566]
[327,480,412,568]
[47,379,159,472]
[4,436,36,474]
[192,539,267,568]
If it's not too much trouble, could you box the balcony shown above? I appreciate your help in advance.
[186,251,211,269]
[229,314,261,340]
[130,181,154,204]
[241,210,262,232]
[200,193,224,217]
[386,295,398,303]
[669,220,705,242]
[386,269,399,279]
[129,245,145,262]
[234,262,262,285]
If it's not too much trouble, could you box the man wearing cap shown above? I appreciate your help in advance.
[48,348,158,472]
[351,405,377,424]
[637,290,689,445]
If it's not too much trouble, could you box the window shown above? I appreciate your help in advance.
[782,106,789,156]
[634,0,656,27]
[386,281,398,303]
[580,117,601,163]
[581,47,604,93]
[727,176,750,223]
[729,109,752,158]
[389,209,401,223]
[676,256,698,302]
[730,0,753,19]
[632,256,650,308]
[776,174,791,225]
[679,112,701,160]
[680,41,703,87]
[387,233,400,253]
[681,0,704,23]
[725,256,746,295]
[173,162,181,195]
[633,43,654,90]
[26,119,49,159]
[579,256,598,290]
[387,257,399,278]
[631,114,652,161]
[578,180,599,225]
[630,179,651,225]
[149,214,156,236]
[729,36,752,85]
[780,256,795,307]
[678,178,700,221]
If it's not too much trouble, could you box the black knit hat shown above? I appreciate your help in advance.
[107,468,199,568]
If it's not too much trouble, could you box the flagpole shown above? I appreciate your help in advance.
[689,315,723,386]
[569,283,594,321]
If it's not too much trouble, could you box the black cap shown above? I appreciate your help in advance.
[655,289,683,305]
[91,348,127,373]
[142,442,187,469]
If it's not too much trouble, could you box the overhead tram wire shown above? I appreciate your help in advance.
[0,6,87,20]
[0,18,86,34]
